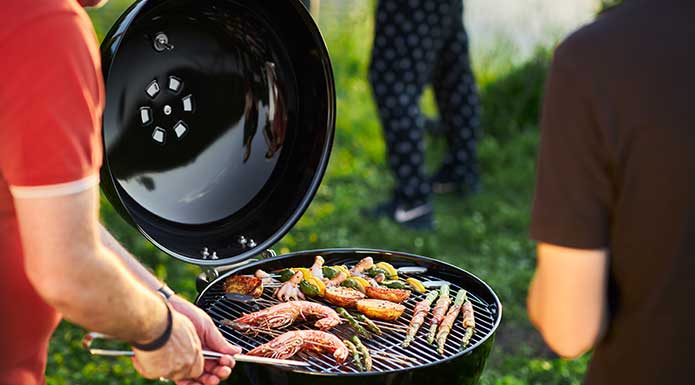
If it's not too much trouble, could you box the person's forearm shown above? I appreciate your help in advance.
[50,243,169,345]
[99,223,162,292]
[16,190,169,346]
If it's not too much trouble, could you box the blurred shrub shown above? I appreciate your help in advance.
[479,50,550,141]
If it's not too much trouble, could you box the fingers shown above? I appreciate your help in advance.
[205,326,242,355]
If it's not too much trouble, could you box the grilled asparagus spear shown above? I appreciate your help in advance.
[343,339,363,371]
[352,336,372,372]
[435,290,466,354]
[460,297,475,348]
[427,284,451,344]
[355,314,382,336]
[337,307,371,338]
[403,290,439,347]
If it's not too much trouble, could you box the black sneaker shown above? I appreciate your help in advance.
[361,199,434,230]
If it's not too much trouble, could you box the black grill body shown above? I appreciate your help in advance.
[196,249,502,385]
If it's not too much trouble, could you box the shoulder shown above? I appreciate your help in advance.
[552,1,654,73]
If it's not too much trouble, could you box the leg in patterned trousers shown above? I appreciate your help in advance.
[363,0,480,228]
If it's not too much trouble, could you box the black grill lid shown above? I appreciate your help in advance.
[99,0,335,265]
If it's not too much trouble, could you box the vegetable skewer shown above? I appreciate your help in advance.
[436,290,466,354]
[403,290,439,347]
[427,284,451,344]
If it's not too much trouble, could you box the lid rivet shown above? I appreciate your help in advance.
[163,105,172,116]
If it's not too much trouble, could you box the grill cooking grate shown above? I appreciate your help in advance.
[199,262,497,374]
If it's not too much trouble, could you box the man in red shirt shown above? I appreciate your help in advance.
[0,1,240,384]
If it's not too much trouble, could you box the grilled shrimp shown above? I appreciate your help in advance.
[231,301,341,330]
[275,271,305,301]
[247,330,349,364]
[349,257,374,277]
[311,255,325,280]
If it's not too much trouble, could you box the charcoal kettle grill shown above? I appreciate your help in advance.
[99,0,501,384]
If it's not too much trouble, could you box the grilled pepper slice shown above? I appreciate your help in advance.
[322,266,339,279]
[381,280,409,290]
[298,279,320,297]
[342,278,366,293]
[277,269,296,282]
[365,267,388,278]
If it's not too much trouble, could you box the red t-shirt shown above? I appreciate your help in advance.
[0,1,104,384]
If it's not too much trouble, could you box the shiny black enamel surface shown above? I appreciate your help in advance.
[196,249,502,385]
[100,0,334,264]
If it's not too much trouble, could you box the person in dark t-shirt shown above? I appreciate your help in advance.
[527,1,695,384]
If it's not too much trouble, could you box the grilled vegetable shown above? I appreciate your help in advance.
[332,265,350,276]
[436,290,466,354]
[427,284,451,344]
[277,269,296,282]
[342,278,366,293]
[365,286,411,303]
[322,266,339,279]
[337,307,370,338]
[299,279,320,297]
[324,286,366,307]
[406,277,427,293]
[366,267,388,278]
[352,336,372,372]
[356,299,406,321]
[351,276,371,288]
[343,339,363,371]
[461,297,475,348]
[403,290,439,347]
[375,262,399,279]
[223,275,263,298]
[294,267,313,280]
[381,280,409,290]
[355,314,382,336]
[306,276,326,296]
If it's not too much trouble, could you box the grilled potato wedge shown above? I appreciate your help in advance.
[324,286,366,307]
[223,275,263,298]
[356,299,406,321]
[365,286,411,303]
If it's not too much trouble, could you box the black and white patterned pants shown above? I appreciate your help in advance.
[369,0,480,205]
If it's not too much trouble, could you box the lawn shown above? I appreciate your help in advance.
[47,1,589,384]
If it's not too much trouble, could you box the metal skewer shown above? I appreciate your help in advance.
[82,332,308,367]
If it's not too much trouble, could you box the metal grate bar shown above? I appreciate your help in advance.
[200,260,497,374]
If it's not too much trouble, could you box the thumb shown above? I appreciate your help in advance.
[206,327,242,355]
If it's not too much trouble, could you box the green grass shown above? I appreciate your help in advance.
[46,2,589,384]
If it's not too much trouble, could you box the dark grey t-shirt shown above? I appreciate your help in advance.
[531,1,695,384]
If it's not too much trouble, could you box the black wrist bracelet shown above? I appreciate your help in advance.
[157,284,175,300]
[132,300,173,351]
